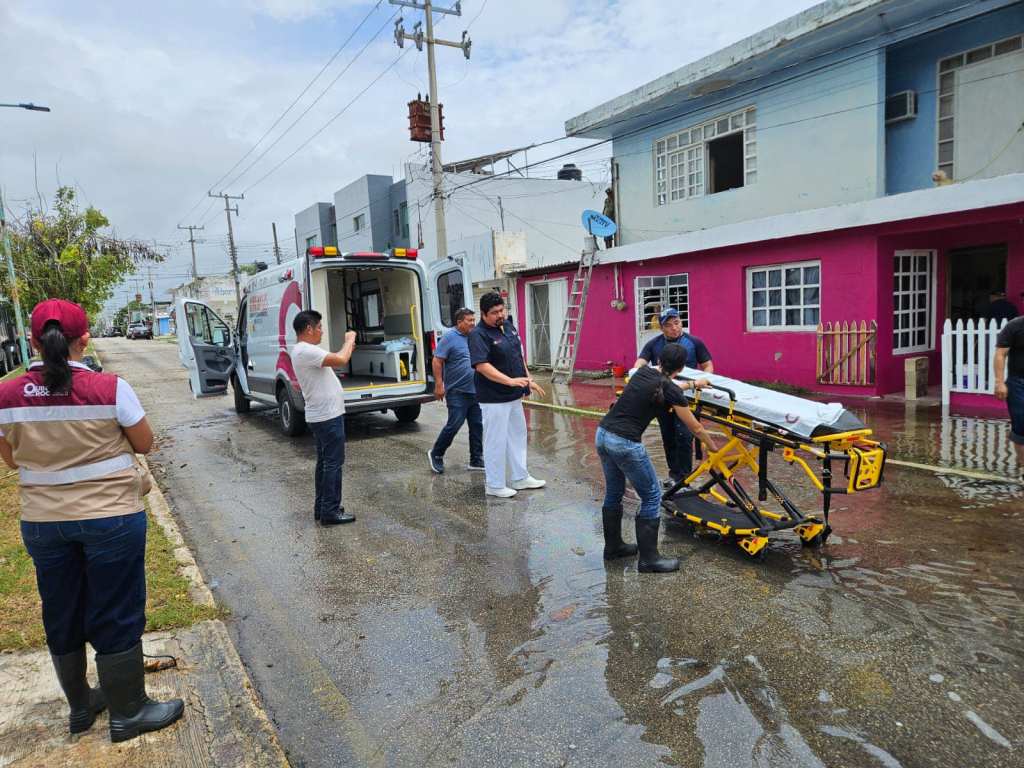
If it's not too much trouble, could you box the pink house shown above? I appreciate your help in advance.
[514,175,1024,402]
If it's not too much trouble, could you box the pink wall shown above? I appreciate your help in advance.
[516,203,1024,397]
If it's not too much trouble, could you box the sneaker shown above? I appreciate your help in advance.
[466,460,486,472]
[427,450,444,474]
[485,486,517,498]
[510,476,546,490]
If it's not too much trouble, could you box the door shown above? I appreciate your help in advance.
[234,297,251,395]
[426,258,469,334]
[527,279,568,367]
[176,298,236,397]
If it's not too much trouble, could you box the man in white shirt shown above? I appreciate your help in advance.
[291,310,356,526]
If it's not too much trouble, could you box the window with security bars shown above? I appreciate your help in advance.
[654,106,756,205]
[936,34,1023,180]
[892,250,934,354]
[747,261,821,331]
[636,274,689,335]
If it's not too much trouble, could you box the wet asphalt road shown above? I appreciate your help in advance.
[97,338,1023,768]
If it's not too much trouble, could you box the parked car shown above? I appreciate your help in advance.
[127,322,152,340]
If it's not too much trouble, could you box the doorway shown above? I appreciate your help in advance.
[527,279,567,367]
[947,244,1008,322]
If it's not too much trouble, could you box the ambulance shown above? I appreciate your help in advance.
[176,246,468,436]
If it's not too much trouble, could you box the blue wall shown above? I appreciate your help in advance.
[885,4,1024,195]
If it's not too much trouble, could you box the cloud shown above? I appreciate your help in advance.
[0,0,821,310]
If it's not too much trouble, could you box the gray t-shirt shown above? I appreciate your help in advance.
[291,342,345,423]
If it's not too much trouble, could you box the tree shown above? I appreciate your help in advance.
[114,299,146,331]
[0,187,162,318]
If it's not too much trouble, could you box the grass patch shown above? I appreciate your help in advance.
[0,473,219,651]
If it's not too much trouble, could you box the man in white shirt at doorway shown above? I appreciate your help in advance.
[291,310,356,526]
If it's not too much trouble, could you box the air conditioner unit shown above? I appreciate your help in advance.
[885,90,918,124]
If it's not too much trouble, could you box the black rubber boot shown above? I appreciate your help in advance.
[51,648,106,734]
[95,643,185,743]
[636,517,680,573]
[602,506,638,560]
[321,506,356,525]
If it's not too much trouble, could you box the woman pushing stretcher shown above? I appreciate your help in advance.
[595,344,718,574]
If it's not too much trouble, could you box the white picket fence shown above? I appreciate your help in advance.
[940,318,1008,405]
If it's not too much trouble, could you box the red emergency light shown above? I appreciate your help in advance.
[391,248,418,260]
[307,246,340,257]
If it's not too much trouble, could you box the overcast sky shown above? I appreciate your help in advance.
[1,0,820,313]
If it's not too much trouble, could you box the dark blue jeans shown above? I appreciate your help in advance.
[1008,375,1024,445]
[431,390,483,462]
[595,426,662,519]
[310,415,346,515]
[20,511,147,656]
[657,410,693,480]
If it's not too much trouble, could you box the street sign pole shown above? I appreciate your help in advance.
[0,193,31,366]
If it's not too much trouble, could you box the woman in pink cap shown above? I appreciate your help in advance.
[0,299,184,742]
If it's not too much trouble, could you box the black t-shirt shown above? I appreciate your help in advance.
[997,316,1024,378]
[599,366,689,442]
[468,319,530,403]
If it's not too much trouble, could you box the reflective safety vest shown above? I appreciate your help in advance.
[0,362,145,522]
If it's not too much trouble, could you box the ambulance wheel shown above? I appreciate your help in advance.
[393,404,421,423]
[277,386,306,436]
[232,376,251,414]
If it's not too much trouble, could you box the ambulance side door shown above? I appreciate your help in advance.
[425,257,469,335]
[175,298,237,397]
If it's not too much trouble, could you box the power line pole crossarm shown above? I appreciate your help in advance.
[209,192,244,306]
[177,224,205,279]
[390,0,472,262]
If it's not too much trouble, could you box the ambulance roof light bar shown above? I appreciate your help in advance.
[306,246,339,257]
[391,248,418,259]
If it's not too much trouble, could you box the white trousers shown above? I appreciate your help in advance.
[480,399,528,490]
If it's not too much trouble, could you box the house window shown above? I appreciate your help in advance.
[747,261,820,331]
[437,269,465,327]
[353,213,366,232]
[936,34,1023,180]
[892,250,934,354]
[654,106,756,205]
[399,202,409,238]
[635,274,689,337]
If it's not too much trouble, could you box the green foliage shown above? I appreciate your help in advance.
[114,299,147,330]
[0,187,163,318]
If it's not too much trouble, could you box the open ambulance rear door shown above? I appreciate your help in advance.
[175,298,237,397]
[425,256,469,335]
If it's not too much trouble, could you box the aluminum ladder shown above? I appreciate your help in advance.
[551,243,597,384]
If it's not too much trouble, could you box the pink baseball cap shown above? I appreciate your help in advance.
[30,299,89,340]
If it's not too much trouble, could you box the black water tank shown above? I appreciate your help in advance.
[557,163,582,181]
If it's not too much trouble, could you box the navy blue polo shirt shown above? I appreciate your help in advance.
[639,332,712,369]
[468,319,529,403]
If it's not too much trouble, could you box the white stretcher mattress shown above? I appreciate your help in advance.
[640,367,865,440]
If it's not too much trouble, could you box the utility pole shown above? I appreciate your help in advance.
[146,265,156,334]
[0,193,30,366]
[209,192,244,306]
[177,224,204,279]
[497,195,505,232]
[391,0,471,261]
[271,222,282,265]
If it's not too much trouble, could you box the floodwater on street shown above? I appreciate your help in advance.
[97,338,1023,768]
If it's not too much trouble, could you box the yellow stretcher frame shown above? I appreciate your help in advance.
[661,379,887,559]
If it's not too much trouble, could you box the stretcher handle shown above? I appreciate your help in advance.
[674,375,737,402]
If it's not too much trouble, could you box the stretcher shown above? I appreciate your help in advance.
[652,368,887,559]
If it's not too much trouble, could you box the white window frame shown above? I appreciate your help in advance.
[654,105,757,206]
[746,260,821,333]
[892,249,936,355]
[353,213,366,232]
[936,34,1023,181]
[635,274,690,349]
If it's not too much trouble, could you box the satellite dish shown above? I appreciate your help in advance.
[581,209,617,238]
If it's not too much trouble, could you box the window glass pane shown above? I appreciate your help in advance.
[994,37,1022,56]
[803,287,819,304]
[938,142,954,164]
[768,289,782,306]
[752,271,766,289]
[938,118,954,141]
[915,330,926,346]
[731,114,744,130]
[669,274,687,286]
[785,268,801,286]
[901,332,911,348]
[746,170,757,185]
[939,55,963,72]
[746,107,756,123]
[803,308,819,325]
[745,157,757,171]
[752,291,766,308]
[939,72,956,93]
[786,288,801,305]
[437,270,465,327]
[901,294,910,310]
[966,46,992,64]
[752,309,767,326]
[768,270,782,287]
[803,265,820,284]
[769,309,782,326]
[656,140,665,153]
[678,130,689,146]
[901,275,911,291]
[704,124,715,139]
[785,309,802,326]
[939,95,953,119]
[717,118,730,134]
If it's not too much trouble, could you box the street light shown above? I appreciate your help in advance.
[0,100,52,367]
